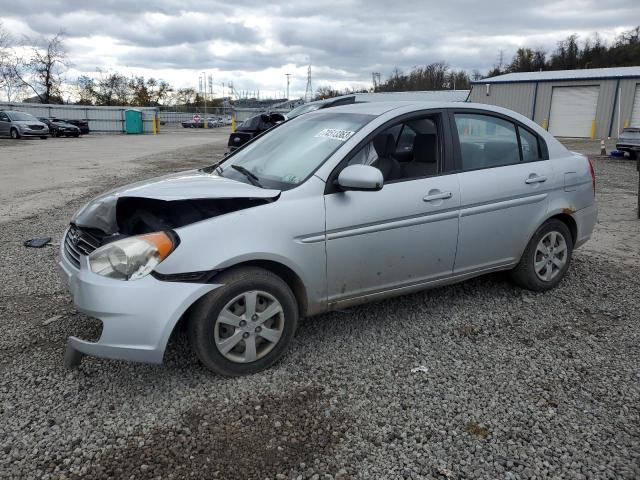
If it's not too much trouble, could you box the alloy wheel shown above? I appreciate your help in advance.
[534,231,568,281]
[214,290,284,363]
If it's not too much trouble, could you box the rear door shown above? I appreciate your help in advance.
[450,110,555,274]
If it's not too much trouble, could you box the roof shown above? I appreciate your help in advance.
[473,66,640,84]
[316,100,516,117]
[354,90,469,102]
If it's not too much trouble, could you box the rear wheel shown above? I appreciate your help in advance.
[509,219,573,291]
[10,128,20,139]
[188,267,298,376]
[628,151,638,160]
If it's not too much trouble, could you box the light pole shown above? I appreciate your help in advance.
[202,71,207,116]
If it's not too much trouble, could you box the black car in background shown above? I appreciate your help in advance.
[227,112,286,153]
[226,96,356,153]
[56,118,90,134]
[38,118,81,137]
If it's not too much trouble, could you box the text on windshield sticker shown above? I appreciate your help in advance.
[315,128,355,141]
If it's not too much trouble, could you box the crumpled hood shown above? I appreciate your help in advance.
[72,169,280,234]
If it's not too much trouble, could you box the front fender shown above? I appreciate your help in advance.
[155,177,328,316]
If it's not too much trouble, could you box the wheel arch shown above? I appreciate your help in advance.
[220,259,310,317]
[544,211,578,246]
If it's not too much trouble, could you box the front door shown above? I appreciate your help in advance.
[324,114,460,305]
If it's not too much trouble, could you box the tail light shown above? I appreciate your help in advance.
[587,158,596,195]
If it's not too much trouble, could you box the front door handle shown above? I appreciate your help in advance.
[525,175,547,184]
[423,191,452,202]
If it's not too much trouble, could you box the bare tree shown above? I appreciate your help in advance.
[13,32,69,103]
[0,22,23,101]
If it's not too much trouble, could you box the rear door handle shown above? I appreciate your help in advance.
[525,175,547,184]
[423,191,452,202]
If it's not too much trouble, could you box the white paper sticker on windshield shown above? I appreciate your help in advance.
[315,128,355,141]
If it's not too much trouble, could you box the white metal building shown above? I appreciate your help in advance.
[468,66,640,138]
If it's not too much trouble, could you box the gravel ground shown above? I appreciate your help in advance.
[0,140,639,479]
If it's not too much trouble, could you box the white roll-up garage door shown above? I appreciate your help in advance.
[548,86,599,137]
[631,84,640,127]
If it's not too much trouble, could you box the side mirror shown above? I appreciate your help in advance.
[337,164,384,191]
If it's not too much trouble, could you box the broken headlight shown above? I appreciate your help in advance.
[88,232,176,280]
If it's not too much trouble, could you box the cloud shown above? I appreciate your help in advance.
[1,0,638,97]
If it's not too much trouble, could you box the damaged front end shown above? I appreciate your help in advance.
[59,169,280,367]
[72,169,280,236]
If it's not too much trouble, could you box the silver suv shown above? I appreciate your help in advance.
[59,102,597,375]
[0,110,49,139]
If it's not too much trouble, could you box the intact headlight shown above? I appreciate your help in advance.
[88,232,176,280]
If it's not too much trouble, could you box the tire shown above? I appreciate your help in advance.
[10,128,20,139]
[188,267,298,376]
[629,151,638,160]
[40,136,47,140]
[509,219,573,292]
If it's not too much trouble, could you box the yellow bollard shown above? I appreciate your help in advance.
[231,117,237,133]
[542,119,548,130]
[624,119,630,129]
[152,115,157,135]
[590,120,596,139]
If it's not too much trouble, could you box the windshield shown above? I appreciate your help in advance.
[219,112,374,190]
[7,112,37,122]
[286,103,322,119]
[621,128,640,139]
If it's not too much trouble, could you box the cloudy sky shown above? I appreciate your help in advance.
[2,0,639,99]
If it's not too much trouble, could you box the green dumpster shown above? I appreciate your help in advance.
[124,109,143,134]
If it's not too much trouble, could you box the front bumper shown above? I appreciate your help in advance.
[58,236,219,367]
[616,143,640,151]
[19,127,49,136]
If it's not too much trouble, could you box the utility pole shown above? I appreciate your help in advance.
[304,65,313,103]
[285,73,291,100]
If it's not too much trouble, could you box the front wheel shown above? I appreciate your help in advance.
[40,136,48,140]
[10,128,20,139]
[509,219,573,291]
[188,267,298,376]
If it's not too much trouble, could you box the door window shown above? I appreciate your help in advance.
[518,126,541,162]
[348,117,441,182]
[454,114,520,170]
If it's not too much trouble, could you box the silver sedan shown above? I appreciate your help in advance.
[59,102,597,375]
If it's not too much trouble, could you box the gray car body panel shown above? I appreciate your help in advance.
[59,101,597,366]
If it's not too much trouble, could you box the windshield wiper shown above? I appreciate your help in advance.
[231,165,263,188]
[200,159,224,175]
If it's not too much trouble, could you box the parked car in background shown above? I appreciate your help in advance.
[210,117,227,128]
[182,119,204,128]
[227,112,286,152]
[60,102,597,376]
[616,127,640,159]
[57,119,90,135]
[284,95,356,119]
[38,118,81,137]
[226,96,357,153]
[0,110,49,139]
